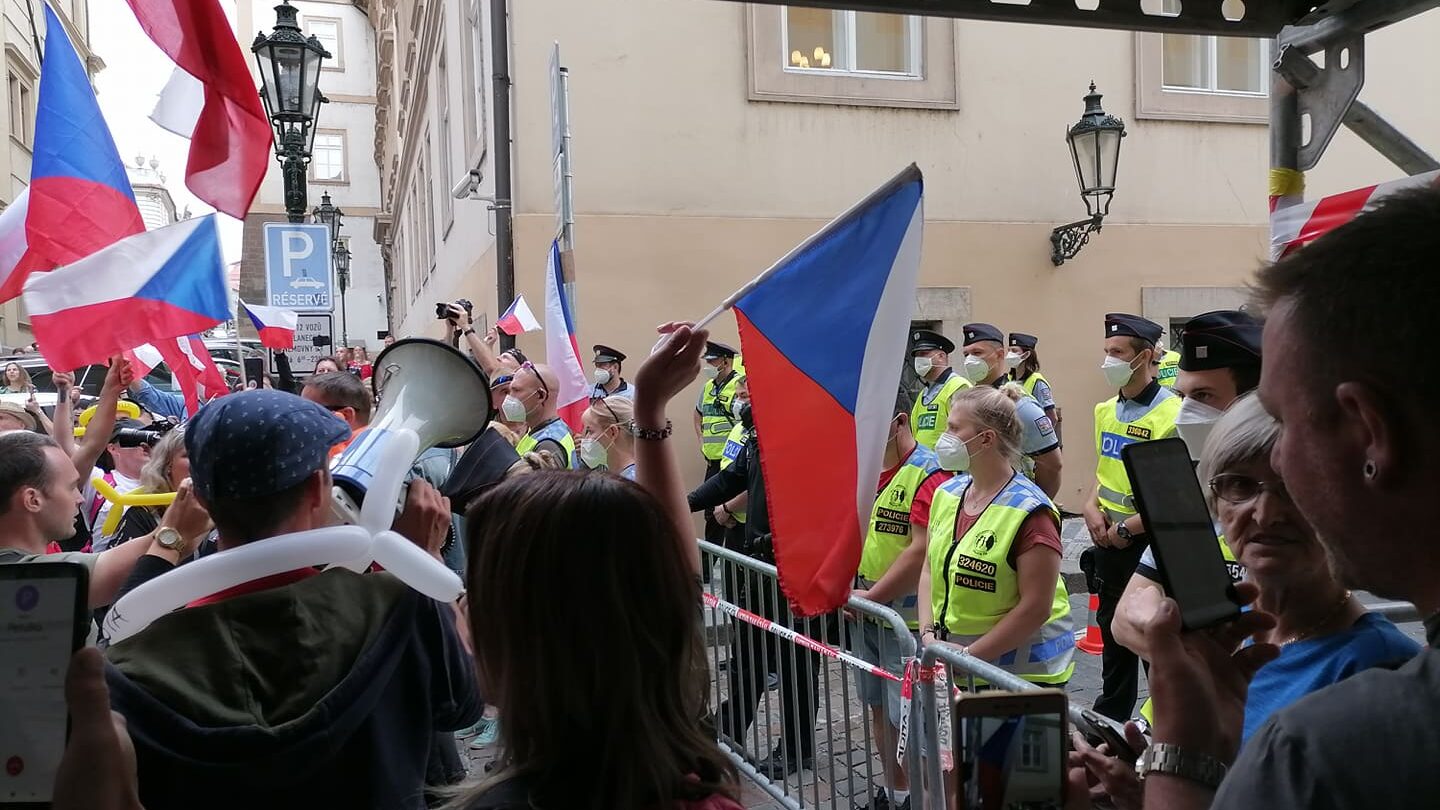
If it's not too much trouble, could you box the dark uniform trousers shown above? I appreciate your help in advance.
[717,537,821,762]
[702,459,726,545]
[1091,540,1148,722]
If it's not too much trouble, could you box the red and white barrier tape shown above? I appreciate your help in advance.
[702,591,900,682]
[1270,169,1440,259]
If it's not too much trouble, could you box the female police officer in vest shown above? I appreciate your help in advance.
[915,385,1075,685]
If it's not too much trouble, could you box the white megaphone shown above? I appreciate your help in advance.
[330,337,493,533]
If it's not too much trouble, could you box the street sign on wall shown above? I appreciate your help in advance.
[270,313,333,374]
[263,222,333,312]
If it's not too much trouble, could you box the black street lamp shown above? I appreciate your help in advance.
[253,1,329,223]
[312,191,344,244]
[334,243,351,345]
[1051,82,1126,266]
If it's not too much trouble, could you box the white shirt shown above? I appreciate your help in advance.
[85,468,141,552]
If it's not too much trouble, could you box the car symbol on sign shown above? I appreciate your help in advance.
[291,277,326,290]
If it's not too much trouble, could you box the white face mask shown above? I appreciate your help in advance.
[593,368,612,386]
[1175,396,1226,461]
[935,431,985,472]
[961,354,991,384]
[501,394,530,422]
[1005,351,1024,371]
[732,397,749,420]
[1101,354,1141,389]
[913,356,934,377]
[579,436,609,469]
[703,364,720,380]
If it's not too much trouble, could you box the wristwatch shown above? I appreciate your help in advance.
[1137,743,1227,790]
[154,526,186,553]
[1115,519,1135,542]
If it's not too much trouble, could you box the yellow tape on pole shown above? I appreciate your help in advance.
[91,477,176,537]
[1269,168,1306,199]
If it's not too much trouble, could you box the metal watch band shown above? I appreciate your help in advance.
[629,419,673,441]
[1138,743,1227,790]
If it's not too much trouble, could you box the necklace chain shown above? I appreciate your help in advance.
[1277,590,1353,646]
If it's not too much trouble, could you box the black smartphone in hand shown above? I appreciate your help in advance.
[0,561,90,808]
[1122,437,1241,630]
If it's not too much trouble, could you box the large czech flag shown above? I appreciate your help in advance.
[23,216,230,371]
[734,165,924,616]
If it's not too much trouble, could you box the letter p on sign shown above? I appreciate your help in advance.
[281,231,314,278]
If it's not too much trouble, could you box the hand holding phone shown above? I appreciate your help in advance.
[0,562,89,807]
[955,689,1068,809]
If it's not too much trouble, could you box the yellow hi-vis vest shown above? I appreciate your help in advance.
[1092,393,1182,523]
[719,422,750,523]
[1157,350,1181,388]
[860,444,945,629]
[911,369,971,450]
[698,371,741,462]
[926,473,1075,684]
[516,418,576,463]
[1139,535,1244,724]
[1018,371,1050,401]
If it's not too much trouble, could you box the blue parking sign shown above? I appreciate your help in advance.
[263,222,333,312]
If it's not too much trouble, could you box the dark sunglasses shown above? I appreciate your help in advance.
[1208,473,1289,505]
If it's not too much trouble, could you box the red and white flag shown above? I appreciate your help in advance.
[241,301,299,349]
[127,0,271,219]
[0,189,30,301]
[127,335,228,416]
[1270,169,1440,259]
[496,295,541,335]
[543,242,588,432]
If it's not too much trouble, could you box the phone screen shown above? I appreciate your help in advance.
[966,710,1066,809]
[1123,437,1240,629]
[0,566,83,804]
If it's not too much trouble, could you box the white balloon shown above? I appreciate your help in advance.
[359,429,420,535]
[104,526,371,644]
[370,530,464,602]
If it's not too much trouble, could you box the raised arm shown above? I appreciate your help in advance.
[633,322,709,576]
[50,371,77,457]
[74,359,133,477]
[448,305,504,376]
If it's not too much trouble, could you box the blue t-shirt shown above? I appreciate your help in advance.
[1243,612,1420,746]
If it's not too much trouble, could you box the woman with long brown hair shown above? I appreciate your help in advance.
[453,323,741,810]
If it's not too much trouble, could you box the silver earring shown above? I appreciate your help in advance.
[1364,460,1377,479]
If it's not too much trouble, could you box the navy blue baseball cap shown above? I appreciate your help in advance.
[185,390,349,501]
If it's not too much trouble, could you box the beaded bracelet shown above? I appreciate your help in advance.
[629,419,673,441]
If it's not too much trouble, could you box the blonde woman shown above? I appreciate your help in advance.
[577,396,637,479]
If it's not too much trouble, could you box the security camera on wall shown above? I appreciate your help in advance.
[451,169,488,201]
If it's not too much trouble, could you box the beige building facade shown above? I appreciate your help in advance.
[0,0,95,351]
[372,0,1440,502]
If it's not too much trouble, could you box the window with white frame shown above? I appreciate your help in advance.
[782,7,920,77]
[305,17,343,70]
[311,131,346,183]
[7,60,34,147]
[1158,0,1266,95]
[1019,727,1048,771]
[437,45,454,235]
[462,0,488,161]
[421,131,436,271]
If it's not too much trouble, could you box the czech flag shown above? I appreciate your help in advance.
[0,4,144,303]
[543,241,589,432]
[242,301,300,349]
[496,294,542,335]
[23,216,231,372]
[734,165,925,615]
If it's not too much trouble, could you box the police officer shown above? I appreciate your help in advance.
[712,375,750,548]
[909,329,970,450]
[960,323,1063,498]
[505,362,576,464]
[1006,332,1060,438]
[590,344,634,402]
[1155,344,1181,389]
[694,342,742,546]
[1114,308,1262,727]
[1082,313,1181,722]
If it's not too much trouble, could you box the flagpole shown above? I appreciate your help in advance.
[692,163,922,331]
[233,297,249,390]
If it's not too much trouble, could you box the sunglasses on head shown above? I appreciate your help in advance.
[519,361,550,398]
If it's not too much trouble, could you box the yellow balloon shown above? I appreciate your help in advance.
[91,477,176,537]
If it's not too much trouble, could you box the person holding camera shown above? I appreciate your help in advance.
[84,418,158,551]
[439,299,505,376]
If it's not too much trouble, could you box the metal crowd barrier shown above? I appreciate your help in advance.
[700,540,922,809]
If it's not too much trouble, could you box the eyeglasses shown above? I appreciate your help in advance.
[520,361,550,398]
[1208,473,1289,505]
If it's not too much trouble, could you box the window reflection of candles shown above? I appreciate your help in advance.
[790,45,832,69]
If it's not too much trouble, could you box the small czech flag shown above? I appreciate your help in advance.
[496,294,542,335]
[241,301,299,350]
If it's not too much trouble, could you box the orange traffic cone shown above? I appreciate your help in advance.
[1075,593,1105,655]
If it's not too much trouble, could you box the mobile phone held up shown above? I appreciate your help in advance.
[0,561,89,808]
[955,689,1068,810]
[1121,437,1242,630]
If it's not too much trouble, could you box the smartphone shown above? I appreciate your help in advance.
[1071,706,1138,763]
[1122,437,1241,630]
[0,562,89,807]
[955,689,1068,810]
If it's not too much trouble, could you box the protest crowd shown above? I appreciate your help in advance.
[1,183,1437,810]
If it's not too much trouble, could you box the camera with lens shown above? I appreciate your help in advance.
[435,299,474,320]
[112,417,177,449]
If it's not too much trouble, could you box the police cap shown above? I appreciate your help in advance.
[1179,310,1263,372]
[962,323,1005,347]
[703,341,738,360]
[1104,313,1163,345]
[910,329,954,355]
[592,344,627,364]
[1008,332,1038,350]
